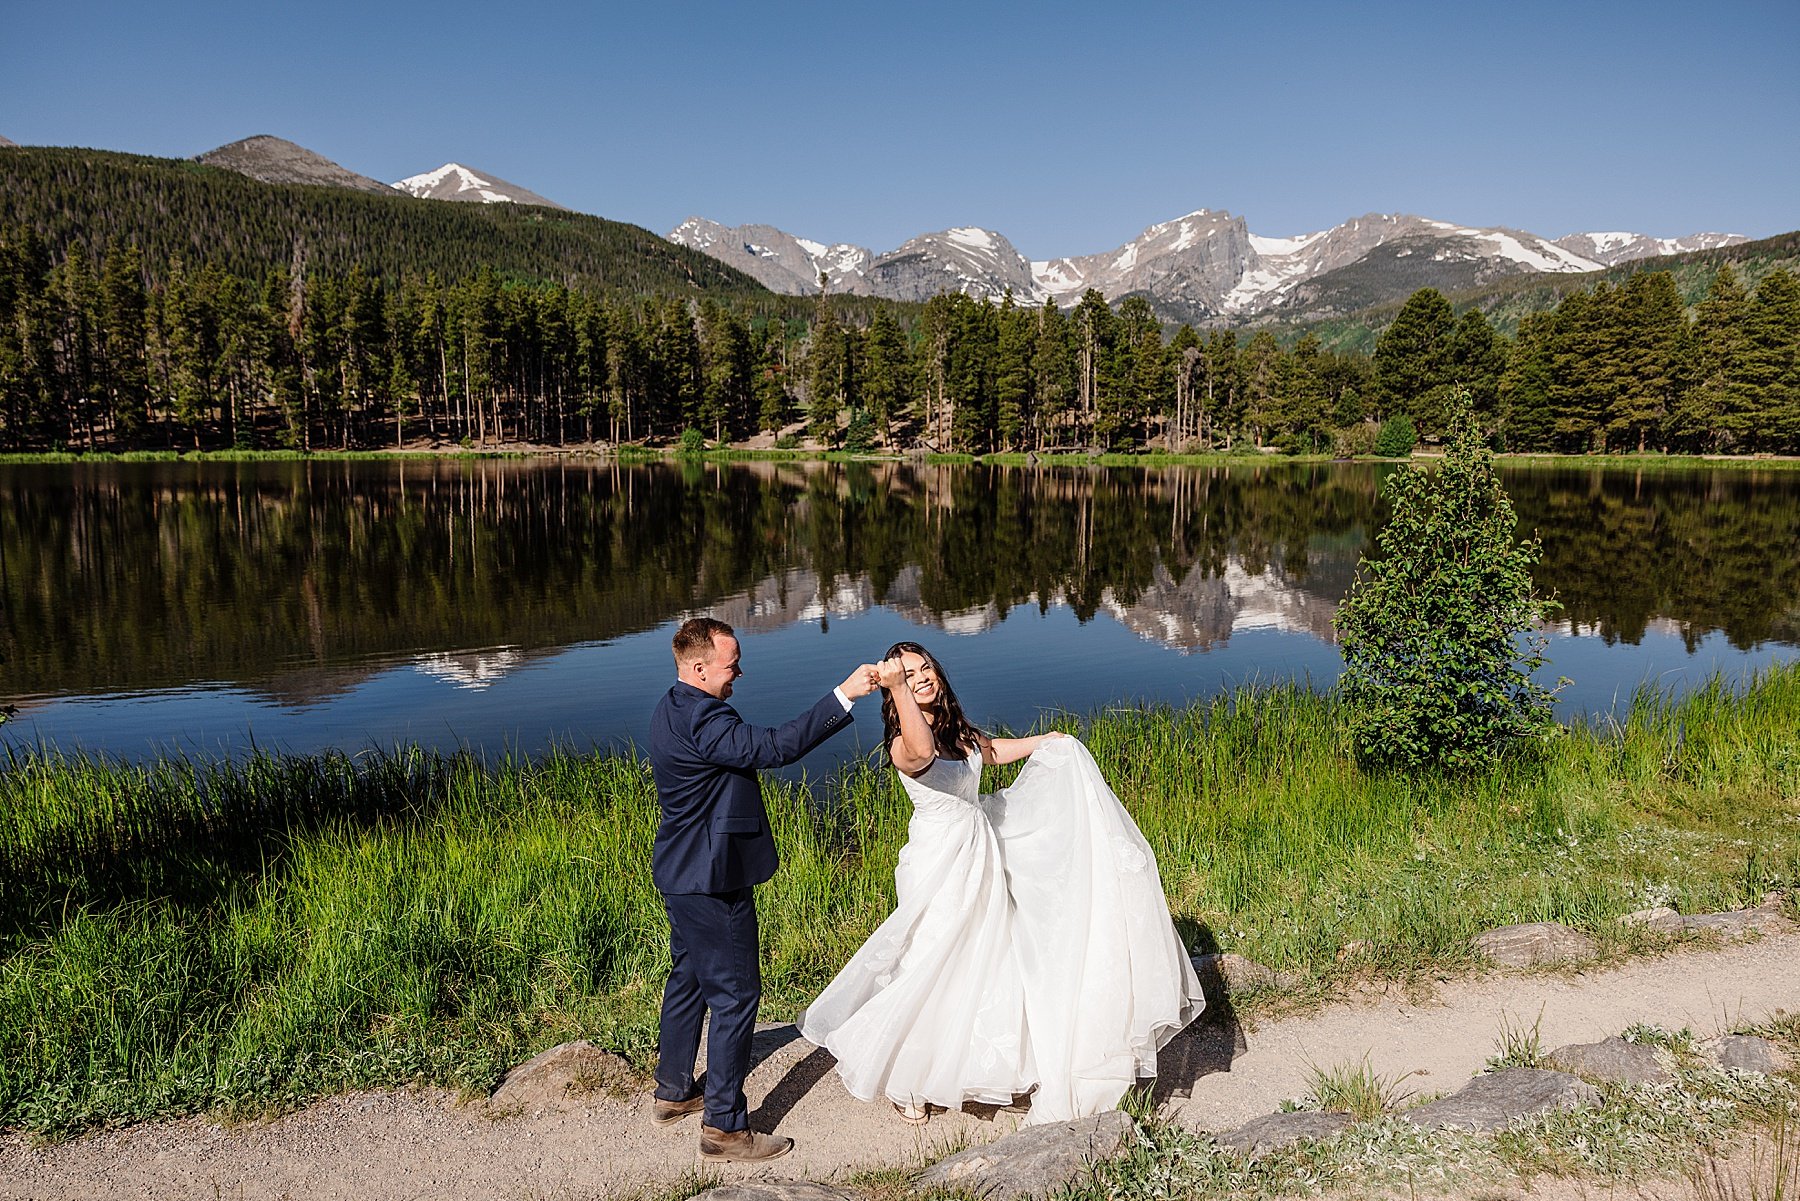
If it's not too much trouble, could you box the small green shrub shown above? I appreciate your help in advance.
[841,409,876,454]
[676,427,706,455]
[1333,422,1379,458]
[1335,389,1565,771]
[1374,414,1418,457]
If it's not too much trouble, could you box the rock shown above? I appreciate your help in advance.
[1191,952,1302,994]
[488,1040,636,1112]
[1542,1037,1672,1086]
[1700,1035,1794,1074]
[1214,1110,1353,1155]
[1617,906,1685,933]
[690,1186,859,1201]
[1679,895,1794,937]
[1403,1069,1601,1132]
[1470,922,1597,967]
[917,1110,1135,1200]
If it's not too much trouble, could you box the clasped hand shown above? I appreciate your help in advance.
[839,662,883,700]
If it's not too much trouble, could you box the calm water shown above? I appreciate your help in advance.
[3,458,1798,776]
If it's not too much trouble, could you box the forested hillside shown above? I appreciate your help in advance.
[1294,230,1800,353]
[0,146,767,297]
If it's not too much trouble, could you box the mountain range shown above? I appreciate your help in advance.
[666,211,1748,323]
[4,131,1760,325]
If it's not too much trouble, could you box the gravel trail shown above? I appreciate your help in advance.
[3,933,1795,1201]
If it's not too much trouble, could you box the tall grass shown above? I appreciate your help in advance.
[1,667,1796,1134]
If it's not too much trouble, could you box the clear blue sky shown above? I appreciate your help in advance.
[5,0,1796,258]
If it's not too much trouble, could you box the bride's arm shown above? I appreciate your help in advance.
[979,731,1068,766]
[880,657,937,776]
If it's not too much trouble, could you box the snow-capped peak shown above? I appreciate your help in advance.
[392,162,566,209]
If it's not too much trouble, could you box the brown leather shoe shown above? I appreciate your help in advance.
[651,1092,705,1126]
[698,1124,794,1162]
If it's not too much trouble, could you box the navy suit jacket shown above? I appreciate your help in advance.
[649,682,852,895]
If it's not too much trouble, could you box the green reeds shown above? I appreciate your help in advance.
[1,667,1796,1134]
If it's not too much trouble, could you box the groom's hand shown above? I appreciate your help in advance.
[840,663,882,701]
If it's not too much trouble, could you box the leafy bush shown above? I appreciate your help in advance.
[1373,414,1418,458]
[773,433,800,450]
[676,427,706,455]
[1334,389,1564,771]
[1333,422,1379,458]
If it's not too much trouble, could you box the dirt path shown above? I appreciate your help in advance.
[3,934,1795,1201]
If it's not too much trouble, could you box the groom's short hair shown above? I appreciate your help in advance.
[672,616,735,663]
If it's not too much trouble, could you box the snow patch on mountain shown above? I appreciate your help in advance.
[1553,229,1748,266]
[392,162,565,209]
[670,206,1740,318]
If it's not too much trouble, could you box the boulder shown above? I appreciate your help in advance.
[1616,906,1685,933]
[917,1110,1135,1200]
[1700,1035,1794,1074]
[1679,896,1794,937]
[1214,1110,1353,1156]
[1542,1037,1672,1086]
[1190,952,1302,994]
[690,1186,859,1201]
[1470,922,1597,967]
[488,1040,636,1112]
[1403,1069,1601,1132]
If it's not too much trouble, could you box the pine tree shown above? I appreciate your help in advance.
[1239,330,1283,446]
[1498,311,1557,451]
[805,285,846,444]
[861,307,909,446]
[1373,288,1456,433]
[1608,271,1692,453]
[1687,266,1753,452]
[993,292,1032,451]
[1273,331,1330,452]
[1448,309,1506,424]
[1030,299,1075,450]
[99,244,150,442]
[1742,268,1800,452]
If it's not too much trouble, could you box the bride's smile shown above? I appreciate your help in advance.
[900,653,939,707]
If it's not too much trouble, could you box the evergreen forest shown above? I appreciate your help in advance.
[1,142,1796,455]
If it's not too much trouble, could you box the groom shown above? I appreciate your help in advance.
[647,616,877,1162]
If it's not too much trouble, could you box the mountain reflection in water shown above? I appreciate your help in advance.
[2,458,1796,761]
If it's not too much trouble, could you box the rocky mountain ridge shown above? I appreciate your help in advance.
[195,135,401,196]
[667,210,1748,321]
[1550,230,1748,266]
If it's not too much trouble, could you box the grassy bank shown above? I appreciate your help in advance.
[1,669,1796,1136]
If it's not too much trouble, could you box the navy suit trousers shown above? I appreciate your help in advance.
[654,887,760,1132]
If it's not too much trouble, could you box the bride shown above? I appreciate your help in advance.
[797,641,1205,1126]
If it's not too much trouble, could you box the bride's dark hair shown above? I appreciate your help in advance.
[880,641,983,761]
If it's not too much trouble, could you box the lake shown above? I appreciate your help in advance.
[3,457,1798,777]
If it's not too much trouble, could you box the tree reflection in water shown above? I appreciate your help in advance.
[1,459,1796,712]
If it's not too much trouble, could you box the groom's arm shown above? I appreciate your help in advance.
[689,664,877,770]
[691,692,853,770]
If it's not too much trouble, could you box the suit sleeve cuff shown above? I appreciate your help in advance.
[833,686,854,711]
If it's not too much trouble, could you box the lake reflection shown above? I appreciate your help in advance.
[3,458,1798,770]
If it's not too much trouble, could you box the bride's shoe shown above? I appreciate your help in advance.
[892,1100,929,1125]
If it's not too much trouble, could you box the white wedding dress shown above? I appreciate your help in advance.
[797,737,1205,1125]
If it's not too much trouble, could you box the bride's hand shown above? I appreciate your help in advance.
[875,657,907,691]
